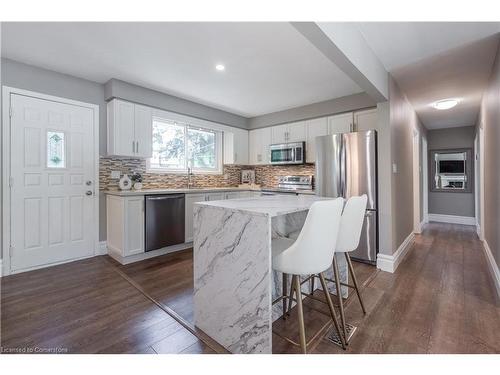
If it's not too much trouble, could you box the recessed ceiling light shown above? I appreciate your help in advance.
[215,64,225,71]
[432,99,459,110]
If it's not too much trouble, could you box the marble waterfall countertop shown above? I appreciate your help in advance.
[192,195,348,354]
[196,194,330,217]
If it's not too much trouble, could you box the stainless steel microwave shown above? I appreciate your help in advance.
[270,142,305,165]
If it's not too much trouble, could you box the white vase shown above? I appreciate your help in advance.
[133,182,143,190]
[119,174,132,190]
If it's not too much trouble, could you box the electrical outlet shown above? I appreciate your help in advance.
[223,173,229,180]
[392,163,398,174]
[111,170,121,179]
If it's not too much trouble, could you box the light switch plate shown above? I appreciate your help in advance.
[111,170,121,179]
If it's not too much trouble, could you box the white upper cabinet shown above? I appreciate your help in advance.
[107,99,152,158]
[224,129,249,165]
[328,112,353,134]
[134,104,153,158]
[271,124,288,144]
[354,108,378,132]
[271,122,306,144]
[287,121,306,143]
[249,127,271,165]
[305,117,328,163]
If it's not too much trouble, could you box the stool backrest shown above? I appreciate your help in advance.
[336,195,368,253]
[284,198,344,275]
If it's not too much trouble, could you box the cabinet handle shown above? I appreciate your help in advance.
[136,141,139,154]
[132,141,135,153]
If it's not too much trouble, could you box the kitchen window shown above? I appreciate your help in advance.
[148,118,222,174]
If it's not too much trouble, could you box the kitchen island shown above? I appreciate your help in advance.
[193,195,348,354]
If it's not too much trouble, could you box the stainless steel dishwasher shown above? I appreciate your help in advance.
[145,194,185,252]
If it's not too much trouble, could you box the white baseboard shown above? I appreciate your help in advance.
[482,239,500,298]
[423,214,429,224]
[107,242,193,265]
[0,259,3,277]
[428,213,476,225]
[96,241,108,255]
[377,232,415,273]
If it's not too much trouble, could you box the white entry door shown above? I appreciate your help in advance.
[9,93,97,272]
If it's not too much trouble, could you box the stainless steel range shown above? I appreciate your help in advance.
[261,175,313,195]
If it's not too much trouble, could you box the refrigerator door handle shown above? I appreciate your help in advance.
[340,137,346,198]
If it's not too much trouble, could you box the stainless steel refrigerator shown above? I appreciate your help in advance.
[315,130,378,264]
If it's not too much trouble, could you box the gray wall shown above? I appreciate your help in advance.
[376,101,394,256]
[248,92,375,129]
[388,76,426,253]
[105,79,248,129]
[478,44,500,268]
[2,58,107,153]
[427,126,476,217]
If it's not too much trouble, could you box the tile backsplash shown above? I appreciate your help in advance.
[99,156,315,191]
[253,164,315,188]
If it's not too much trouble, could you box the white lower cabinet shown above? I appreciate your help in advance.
[225,192,241,200]
[206,192,225,201]
[106,195,145,258]
[185,193,206,243]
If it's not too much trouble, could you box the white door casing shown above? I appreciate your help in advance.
[479,125,485,241]
[3,88,99,274]
[413,129,421,233]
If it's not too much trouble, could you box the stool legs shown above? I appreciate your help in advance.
[318,272,346,349]
[345,253,366,314]
[332,255,347,342]
[282,273,288,320]
[293,275,307,353]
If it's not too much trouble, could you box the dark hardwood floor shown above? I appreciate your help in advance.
[1,223,498,354]
[273,223,499,353]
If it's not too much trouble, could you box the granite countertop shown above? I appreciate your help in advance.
[104,186,315,196]
[104,186,261,196]
[195,195,332,217]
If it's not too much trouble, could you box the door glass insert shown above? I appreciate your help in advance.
[47,131,65,168]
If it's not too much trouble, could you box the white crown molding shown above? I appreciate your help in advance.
[482,239,500,298]
[377,232,415,273]
[428,213,476,226]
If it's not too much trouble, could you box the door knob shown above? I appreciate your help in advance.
[85,190,93,196]
[86,180,92,186]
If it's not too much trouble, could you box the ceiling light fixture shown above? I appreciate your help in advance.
[215,64,225,71]
[432,99,459,110]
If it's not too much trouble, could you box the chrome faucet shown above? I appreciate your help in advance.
[187,167,194,189]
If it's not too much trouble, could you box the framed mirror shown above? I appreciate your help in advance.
[429,148,473,193]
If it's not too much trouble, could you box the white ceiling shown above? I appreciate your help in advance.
[390,36,499,129]
[1,22,363,117]
[357,22,500,129]
[357,22,500,71]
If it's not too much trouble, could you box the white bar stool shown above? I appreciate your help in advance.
[271,198,345,353]
[331,194,368,342]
